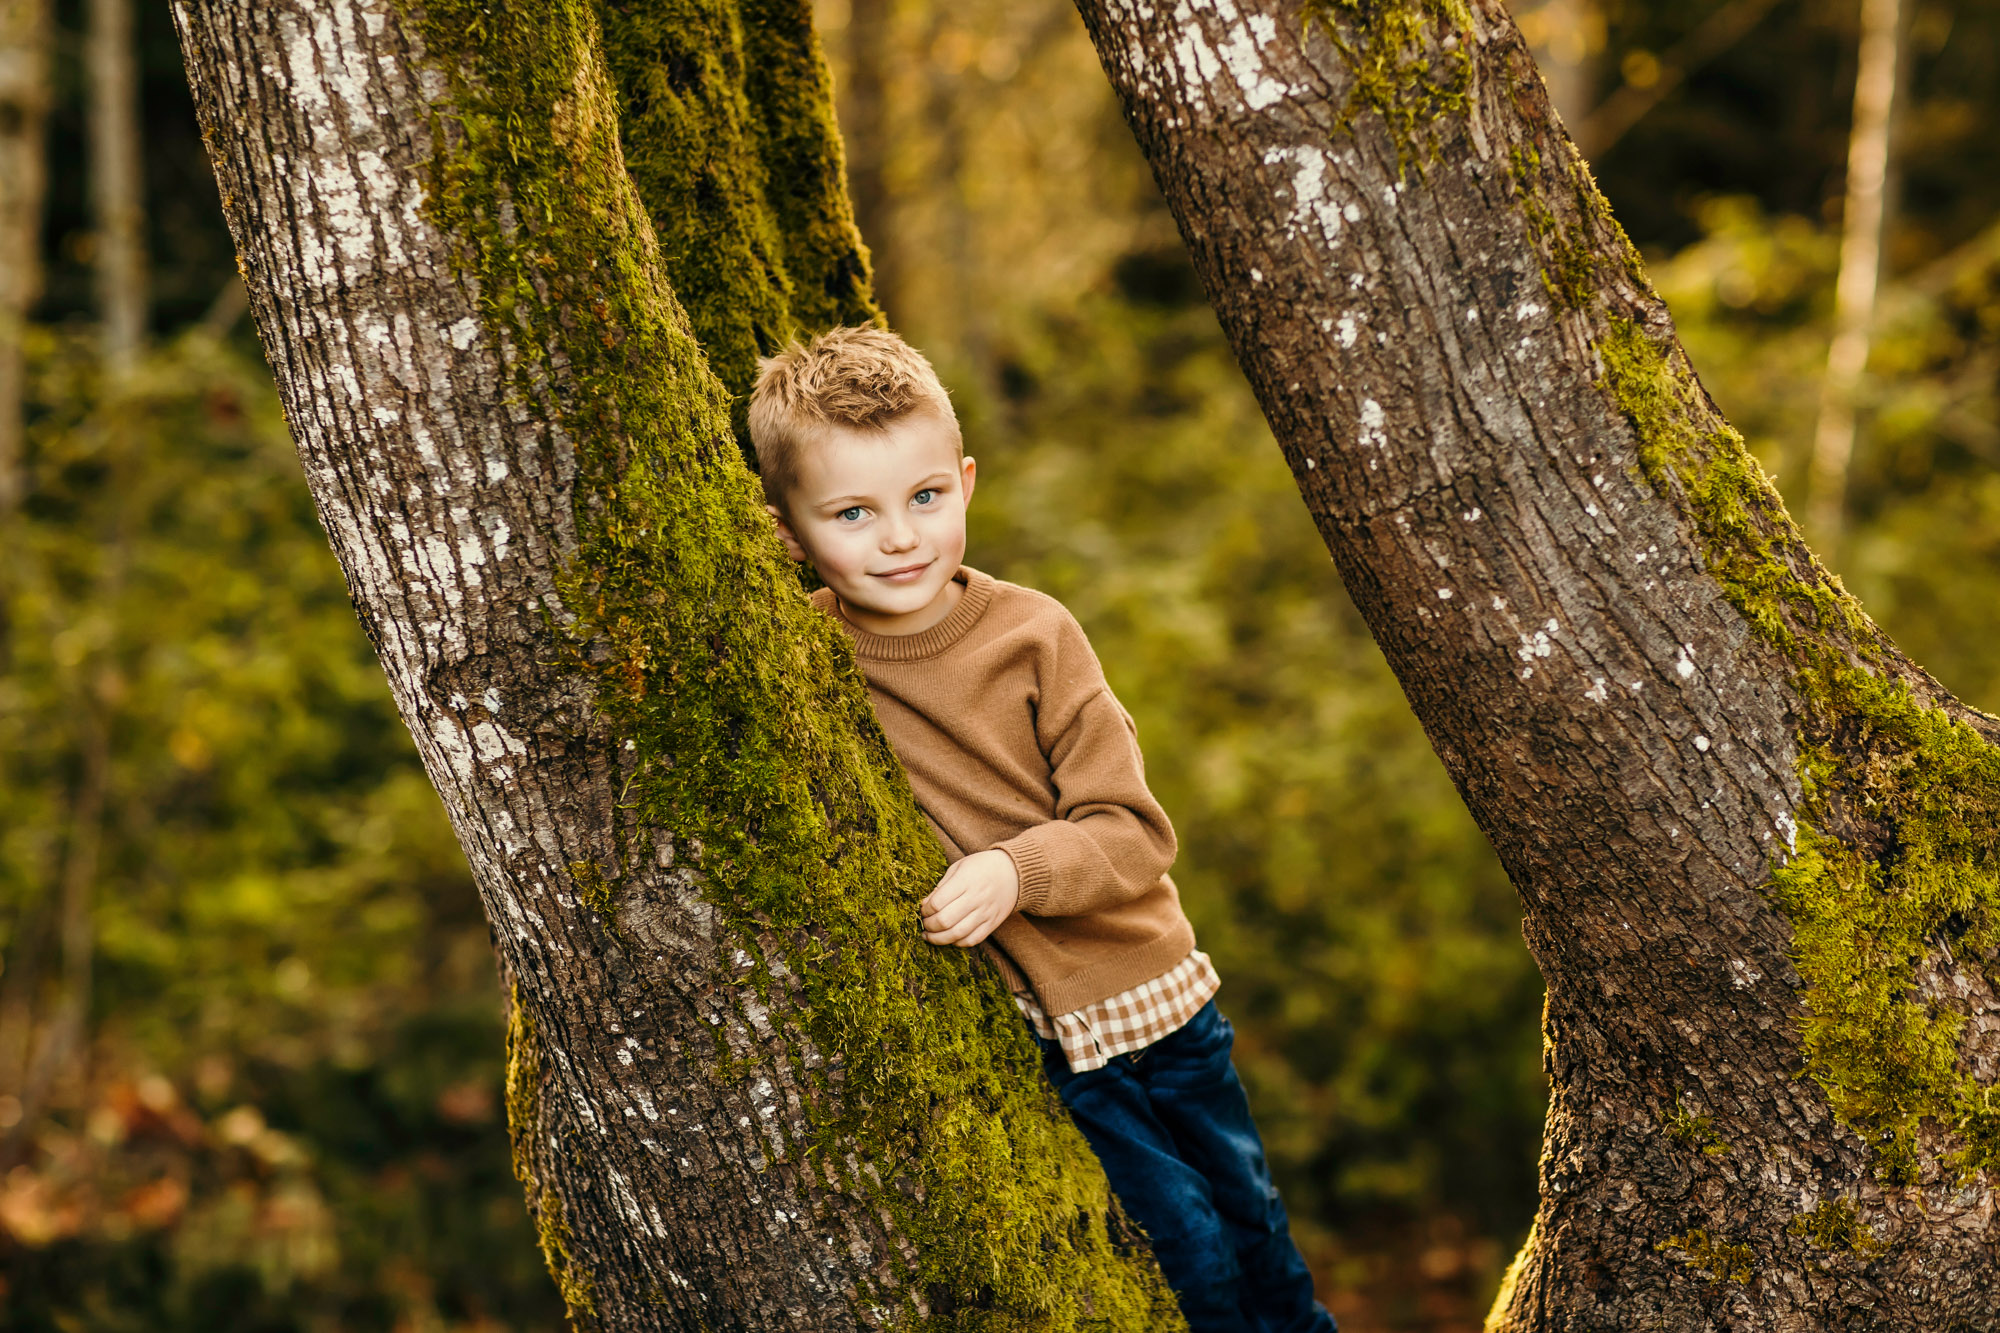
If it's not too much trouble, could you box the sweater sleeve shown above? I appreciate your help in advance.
[993,610,1177,917]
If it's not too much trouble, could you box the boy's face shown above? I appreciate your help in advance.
[767,410,977,636]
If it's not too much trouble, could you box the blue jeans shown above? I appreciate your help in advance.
[1030,1000,1338,1333]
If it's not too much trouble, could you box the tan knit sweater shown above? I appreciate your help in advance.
[813,566,1198,1014]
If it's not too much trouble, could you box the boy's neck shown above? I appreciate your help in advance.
[837,567,966,638]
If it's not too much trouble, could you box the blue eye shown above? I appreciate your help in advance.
[837,506,865,522]
[912,489,938,506]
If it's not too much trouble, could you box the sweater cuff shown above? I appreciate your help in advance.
[998,834,1054,915]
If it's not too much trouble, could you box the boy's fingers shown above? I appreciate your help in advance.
[922,873,970,918]
[925,899,983,944]
[932,894,981,933]
[929,897,1006,946]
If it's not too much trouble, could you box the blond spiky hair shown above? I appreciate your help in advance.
[748,325,960,512]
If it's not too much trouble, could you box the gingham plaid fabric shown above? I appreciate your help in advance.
[1012,949,1221,1073]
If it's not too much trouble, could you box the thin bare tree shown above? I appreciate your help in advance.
[88,0,146,374]
[0,0,49,511]
[1807,0,1908,559]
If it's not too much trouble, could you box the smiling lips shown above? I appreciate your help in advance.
[874,561,932,583]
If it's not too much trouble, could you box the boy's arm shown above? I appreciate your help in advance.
[993,612,1177,918]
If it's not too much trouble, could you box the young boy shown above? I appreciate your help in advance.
[751,325,1338,1333]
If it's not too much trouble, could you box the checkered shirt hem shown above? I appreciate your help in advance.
[1012,949,1221,1073]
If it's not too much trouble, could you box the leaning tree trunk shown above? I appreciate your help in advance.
[1072,0,1998,1327]
[171,2,1182,1328]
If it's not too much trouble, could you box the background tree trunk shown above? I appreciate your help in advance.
[171,0,1181,1328]
[0,0,49,511]
[840,0,902,324]
[1806,0,1908,563]
[88,0,146,374]
[1070,0,1998,1326]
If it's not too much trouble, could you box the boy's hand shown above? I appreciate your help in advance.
[920,849,1019,948]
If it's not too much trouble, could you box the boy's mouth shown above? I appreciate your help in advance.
[873,560,932,582]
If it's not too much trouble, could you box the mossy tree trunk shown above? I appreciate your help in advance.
[171,1,1182,1328]
[1072,0,1999,1327]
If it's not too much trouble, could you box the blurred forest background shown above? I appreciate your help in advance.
[3,0,1999,1328]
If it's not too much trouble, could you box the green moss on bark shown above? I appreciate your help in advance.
[1507,143,1647,311]
[1597,317,2000,1186]
[1302,0,1473,171]
[1657,1229,1755,1285]
[1663,1093,1730,1156]
[408,2,1181,1325]
[595,0,878,449]
[506,985,598,1324]
[1787,1197,1878,1255]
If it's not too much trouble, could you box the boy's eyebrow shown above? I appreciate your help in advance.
[808,472,957,511]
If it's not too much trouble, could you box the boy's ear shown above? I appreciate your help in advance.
[959,455,977,508]
[765,503,810,562]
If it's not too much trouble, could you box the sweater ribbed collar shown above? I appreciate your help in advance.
[826,565,995,663]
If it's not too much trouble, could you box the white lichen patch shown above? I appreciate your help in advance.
[1517,619,1560,662]
[471,719,528,763]
[1215,12,1285,108]
[1358,398,1387,449]
[1263,144,1343,246]
[1168,2,1223,103]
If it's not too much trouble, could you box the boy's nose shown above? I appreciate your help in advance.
[881,514,919,551]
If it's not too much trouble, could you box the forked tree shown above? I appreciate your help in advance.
[173,0,1998,1329]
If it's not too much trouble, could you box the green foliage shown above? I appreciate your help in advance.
[0,329,562,1329]
[408,0,1180,1324]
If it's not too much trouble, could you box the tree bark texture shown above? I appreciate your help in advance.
[172,2,1181,1329]
[1071,1,1999,1328]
